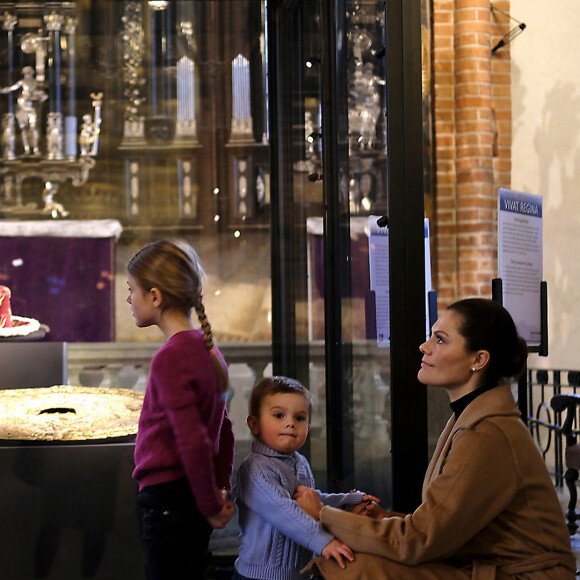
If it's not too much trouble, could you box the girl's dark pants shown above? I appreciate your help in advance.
[137,478,212,579]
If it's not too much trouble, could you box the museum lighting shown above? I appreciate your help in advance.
[371,46,386,59]
[148,1,169,10]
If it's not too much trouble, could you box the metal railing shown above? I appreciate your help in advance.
[526,368,580,487]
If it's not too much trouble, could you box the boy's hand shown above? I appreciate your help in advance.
[321,539,354,568]
[294,486,323,520]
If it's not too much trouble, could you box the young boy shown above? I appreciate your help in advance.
[233,376,379,580]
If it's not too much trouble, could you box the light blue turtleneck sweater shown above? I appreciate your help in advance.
[233,439,365,580]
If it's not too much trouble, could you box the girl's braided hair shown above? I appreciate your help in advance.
[128,239,228,393]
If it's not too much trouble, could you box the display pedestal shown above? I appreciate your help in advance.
[0,441,143,579]
[0,220,122,342]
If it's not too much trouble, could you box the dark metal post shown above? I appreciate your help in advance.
[319,0,355,491]
[539,281,548,357]
[386,0,428,512]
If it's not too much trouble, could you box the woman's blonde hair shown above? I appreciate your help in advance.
[128,239,229,393]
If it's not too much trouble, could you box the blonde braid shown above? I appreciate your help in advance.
[195,299,214,350]
[195,299,229,394]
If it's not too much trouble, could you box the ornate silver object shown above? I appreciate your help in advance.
[121,1,146,141]
[176,56,197,139]
[1,66,47,155]
[0,14,104,217]
[46,112,64,160]
[1,12,17,32]
[1,113,15,160]
[231,54,254,139]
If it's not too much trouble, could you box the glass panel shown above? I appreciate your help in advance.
[0,0,427,575]
[421,0,450,456]
[344,0,392,505]
[313,0,425,510]
[267,0,328,484]
[268,0,394,513]
[284,0,395,506]
[0,0,271,574]
[0,0,271,341]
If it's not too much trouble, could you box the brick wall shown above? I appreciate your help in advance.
[431,0,511,307]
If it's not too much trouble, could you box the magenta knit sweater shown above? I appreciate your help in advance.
[132,330,234,517]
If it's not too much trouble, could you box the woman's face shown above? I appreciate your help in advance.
[418,309,482,400]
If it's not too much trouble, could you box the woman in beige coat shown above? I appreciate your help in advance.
[298,299,575,579]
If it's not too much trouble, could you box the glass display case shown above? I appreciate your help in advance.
[0,1,427,577]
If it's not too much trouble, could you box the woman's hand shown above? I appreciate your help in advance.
[321,539,354,569]
[294,485,324,520]
[350,494,384,518]
[206,488,235,529]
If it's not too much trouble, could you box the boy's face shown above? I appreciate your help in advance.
[248,392,310,455]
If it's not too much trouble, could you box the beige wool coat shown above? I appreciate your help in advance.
[304,385,575,579]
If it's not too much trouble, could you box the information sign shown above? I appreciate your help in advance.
[498,188,543,345]
[368,216,389,347]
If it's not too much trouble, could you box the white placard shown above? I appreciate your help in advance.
[368,216,389,347]
[498,188,543,344]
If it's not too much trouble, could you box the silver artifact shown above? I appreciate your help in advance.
[0,66,47,155]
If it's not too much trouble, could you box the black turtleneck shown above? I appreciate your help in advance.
[450,383,496,419]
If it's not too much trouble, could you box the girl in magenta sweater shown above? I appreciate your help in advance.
[127,239,235,579]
